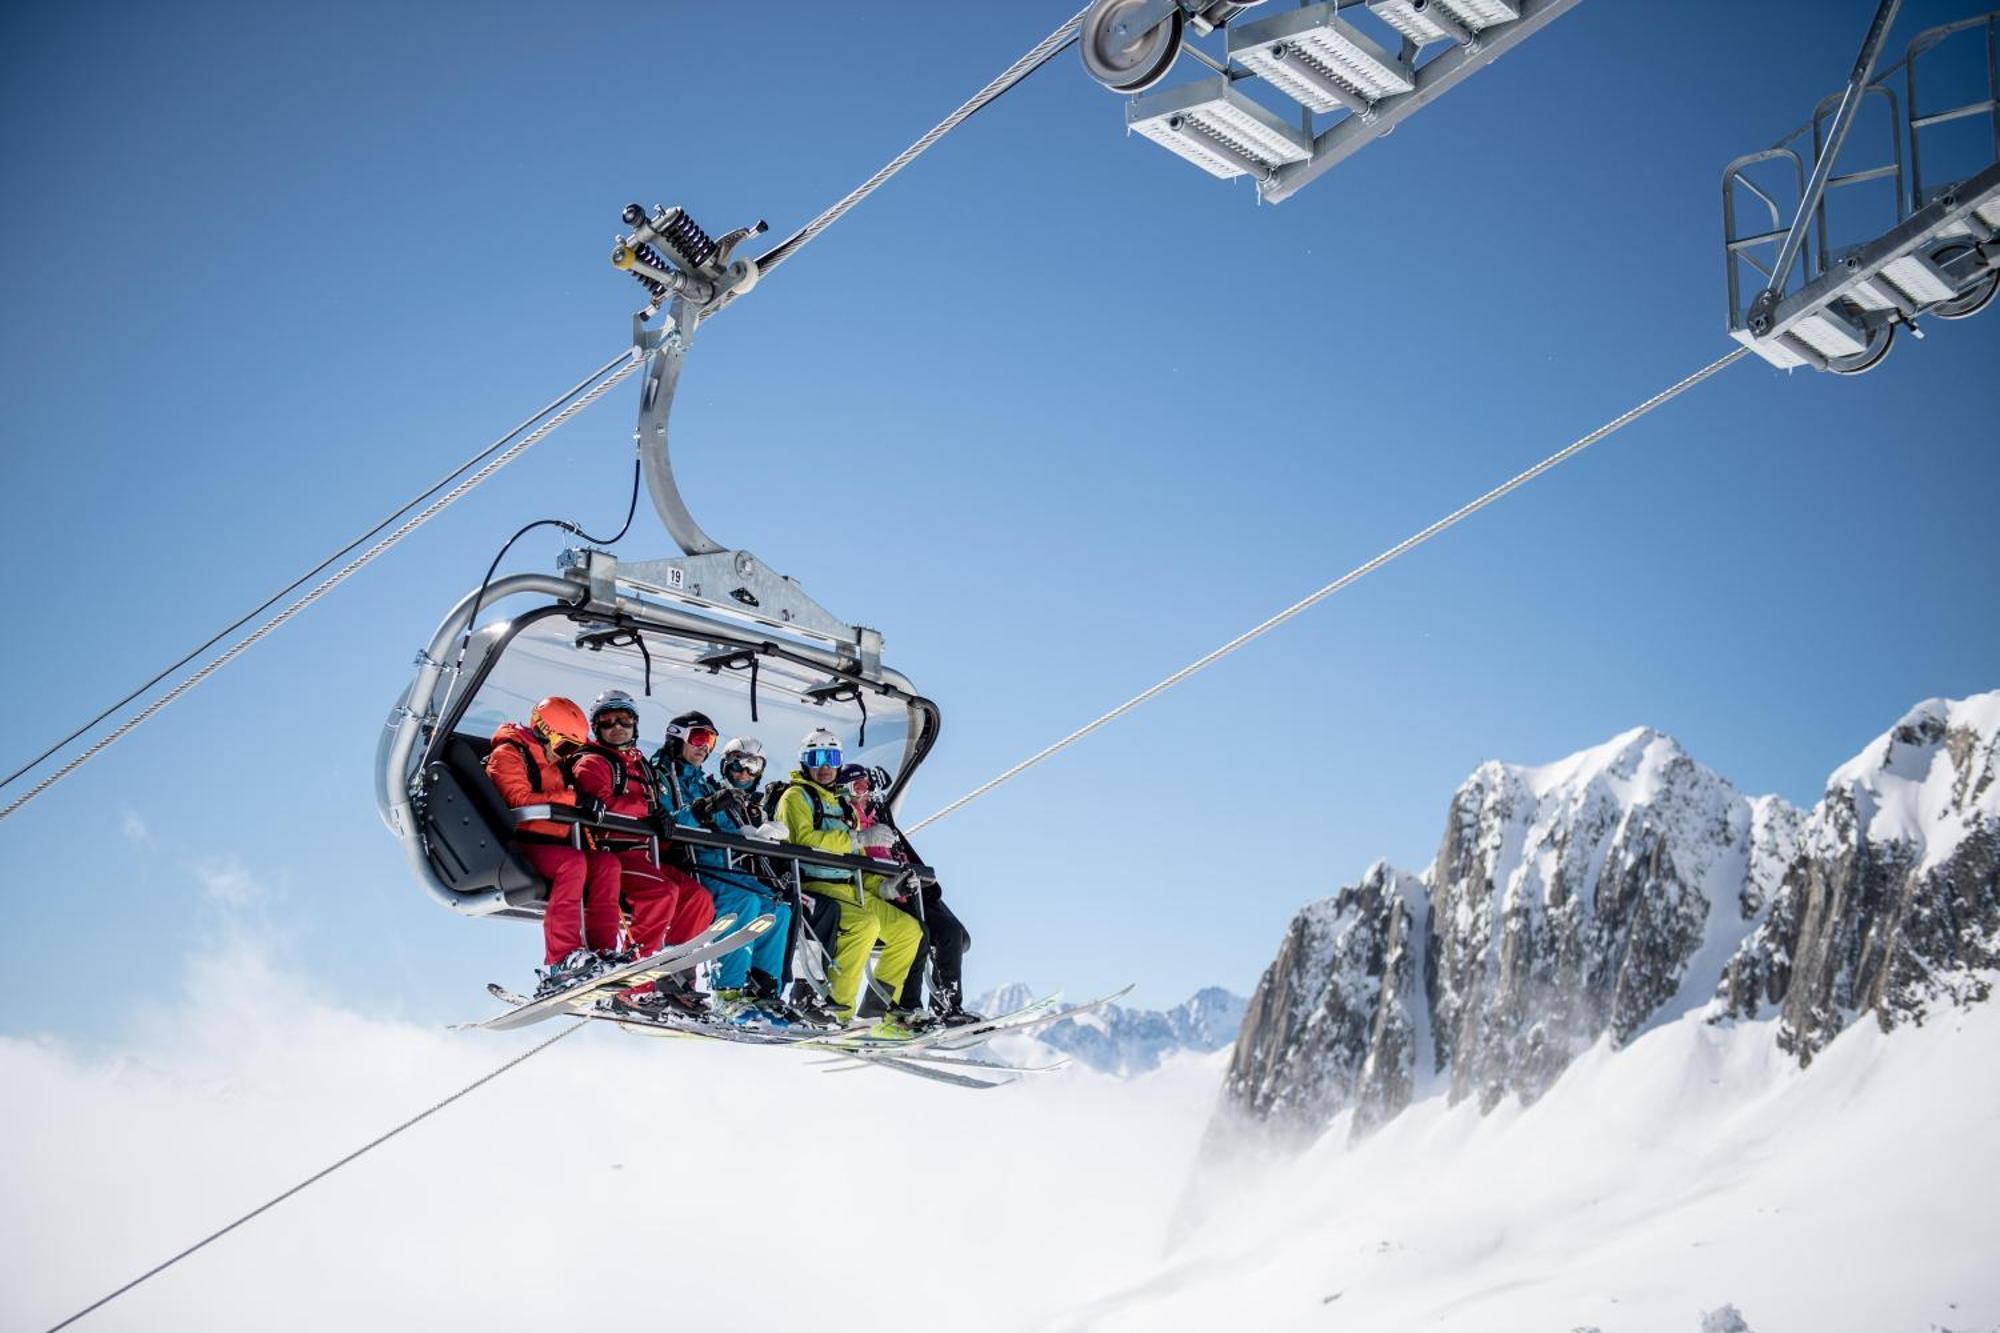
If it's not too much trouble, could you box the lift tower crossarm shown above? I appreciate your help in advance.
[1259,0,1587,205]
[1747,0,1903,335]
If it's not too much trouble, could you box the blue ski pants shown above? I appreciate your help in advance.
[703,880,792,990]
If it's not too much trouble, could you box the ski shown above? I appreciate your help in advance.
[809,1048,1069,1074]
[468,913,774,1031]
[928,985,1136,1053]
[809,992,1065,1057]
[819,1053,1018,1090]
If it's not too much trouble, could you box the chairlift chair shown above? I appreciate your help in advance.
[377,205,940,922]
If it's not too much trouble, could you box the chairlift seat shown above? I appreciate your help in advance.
[420,733,549,909]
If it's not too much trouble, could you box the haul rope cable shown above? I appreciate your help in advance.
[39,1020,588,1333]
[0,350,645,824]
[0,5,1093,827]
[907,345,1753,834]
[0,354,635,798]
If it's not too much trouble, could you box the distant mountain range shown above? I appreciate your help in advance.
[974,983,1247,1076]
[1218,690,2000,1145]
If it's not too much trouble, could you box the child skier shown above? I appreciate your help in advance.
[839,764,983,1027]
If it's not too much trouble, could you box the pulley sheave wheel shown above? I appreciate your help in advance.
[1081,0,1184,94]
[1828,319,1894,375]
[1929,244,1999,320]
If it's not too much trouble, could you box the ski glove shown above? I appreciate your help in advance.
[571,794,605,822]
[748,821,788,844]
[854,824,897,854]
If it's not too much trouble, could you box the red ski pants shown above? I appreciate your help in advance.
[612,847,715,955]
[520,843,623,964]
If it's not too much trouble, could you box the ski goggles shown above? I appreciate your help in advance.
[593,712,638,733]
[801,746,843,770]
[724,753,767,777]
[677,725,719,750]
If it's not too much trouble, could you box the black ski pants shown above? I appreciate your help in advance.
[893,886,969,1014]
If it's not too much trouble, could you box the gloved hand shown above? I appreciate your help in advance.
[748,821,788,844]
[572,794,605,822]
[719,788,757,827]
[854,824,897,854]
[690,791,727,821]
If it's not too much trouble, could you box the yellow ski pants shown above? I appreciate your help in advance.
[818,883,922,1020]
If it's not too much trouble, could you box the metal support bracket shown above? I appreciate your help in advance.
[1747,0,1903,335]
[559,547,885,678]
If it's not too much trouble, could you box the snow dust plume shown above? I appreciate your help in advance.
[0,933,1223,1332]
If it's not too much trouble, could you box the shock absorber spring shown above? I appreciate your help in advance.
[658,209,718,271]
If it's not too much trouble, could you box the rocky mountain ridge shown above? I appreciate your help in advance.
[1219,691,2000,1145]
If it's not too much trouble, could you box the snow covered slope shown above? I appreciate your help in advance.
[1221,691,2000,1145]
[1059,998,2000,1333]
[974,984,1247,1075]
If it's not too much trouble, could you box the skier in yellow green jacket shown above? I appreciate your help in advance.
[777,728,923,1038]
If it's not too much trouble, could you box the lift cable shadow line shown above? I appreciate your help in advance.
[908,346,1754,835]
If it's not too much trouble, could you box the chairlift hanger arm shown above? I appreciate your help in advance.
[1748,0,1903,334]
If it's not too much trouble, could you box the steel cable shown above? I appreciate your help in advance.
[0,353,634,796]
[741,4,1091,287]
[908,347,1753,833]
[0,350,643,824]
[40,1020,587,1333]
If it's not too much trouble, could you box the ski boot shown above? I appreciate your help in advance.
[534,948,605,999]
[783,992,843,1029]
[651,971,710,1018]
[867,1009,938,1043]
[929,982,984,1027]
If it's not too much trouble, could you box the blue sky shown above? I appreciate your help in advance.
[1,1,1995,1038]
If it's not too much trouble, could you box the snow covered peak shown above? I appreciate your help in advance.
[1224,691,2000,1149]
[1511,724,1684,800]
[1819,689,2000,872]
[1719,690,2000,1060]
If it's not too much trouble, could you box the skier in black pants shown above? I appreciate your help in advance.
[841,765,983,1026]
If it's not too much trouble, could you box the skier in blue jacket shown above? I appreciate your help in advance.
[651,721,798,1022]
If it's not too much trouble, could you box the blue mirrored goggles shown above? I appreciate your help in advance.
[801,746,843,770]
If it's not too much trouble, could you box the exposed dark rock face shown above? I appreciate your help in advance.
[1718,698,2000,1062]
[1424,728,1785,1111]
[1220,862,1425,1140]
[1213,692,2000,1148]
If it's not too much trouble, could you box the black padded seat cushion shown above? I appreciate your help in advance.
[419,733,548,908]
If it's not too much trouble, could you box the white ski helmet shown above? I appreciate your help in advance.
[719,736,766,777]
[799,728,843,770]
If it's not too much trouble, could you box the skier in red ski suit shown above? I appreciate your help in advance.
[485,696,621,973]
[569,690,715,959]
